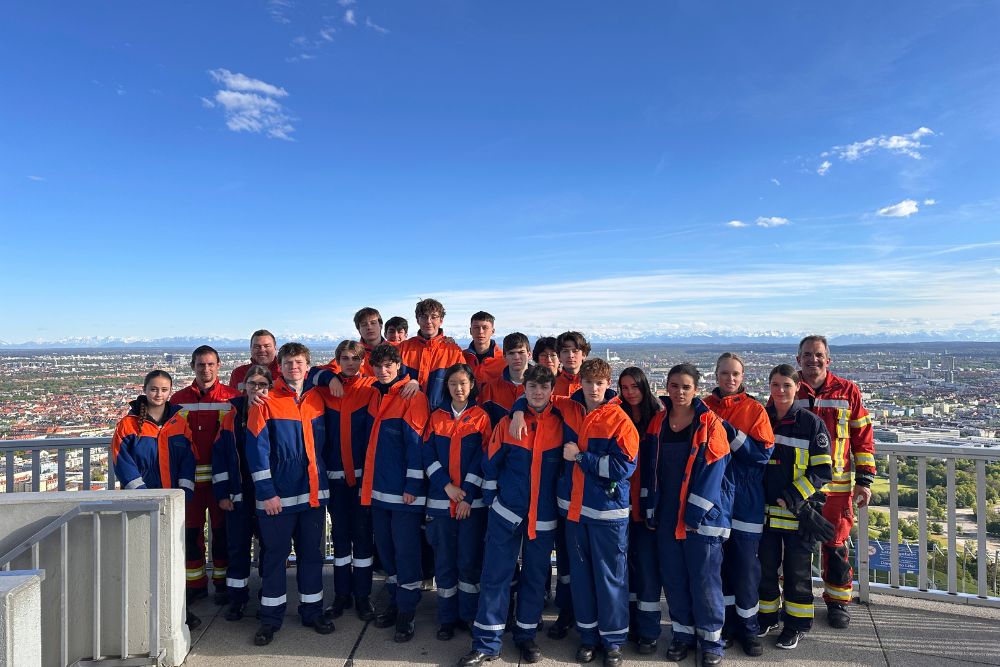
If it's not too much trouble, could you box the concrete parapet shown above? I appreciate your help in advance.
[0,571,43,667]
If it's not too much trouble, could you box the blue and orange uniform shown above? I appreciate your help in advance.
[641,397,736,659]
[758,403,833,633]
[317,373,379,602]
[471,403,565,656]
[478,367,525,428]
[360,376,430,615]
[551,390,639,652]
[704,389,775,640]
[547,367,582,623]
[211,397,263,608]
[305,340,383,390]
[463,340,506,386]
[423,404,492,627]
[552,369,581,399]
[399,331,464,411]
[111,398,196,497]
[172,379,240,594]
[245,378,329,630]
[626,401,662,643]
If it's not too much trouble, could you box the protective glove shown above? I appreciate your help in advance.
[797,502,835,544]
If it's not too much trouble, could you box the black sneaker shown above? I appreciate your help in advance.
[324,594,352,620]
[224,601,247,622]
[356,596,375,622]
[664,639,691,662]
[756,622,779,637]
[254,623,277,646]
[394,611,415,642]
[306,616,335,635]
[437,623,455,641]
[776,627,805,650]
[547,608,574,640]
[457,650,499,667]
[741,633,764,657]
[826,603,850,629]
[637,638,657,654]
[604,648,623,667]
[702,652,723,666]
[575,644,597,663]
[516,639,542,663]
[374,605,398,628]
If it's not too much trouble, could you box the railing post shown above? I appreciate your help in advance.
[858,504,870,603]
[889,454,900,587]
[4,451,13,493]
[83,446,92,490]
[947,458,958,595]
[31,449,41,492]
[918,457,928,590]
[60,521,69,666]
[107,443,116,490]
[976,460,988,598]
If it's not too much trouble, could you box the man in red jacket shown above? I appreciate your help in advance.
[229,329,280,391]
[795,335,876,630]
[172,345,241,604]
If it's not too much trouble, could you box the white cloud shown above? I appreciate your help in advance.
[344,9,356,25]
[365,17,390,34]
[200,96,216,108]
[826,127,934,163]
[206,70,295,140]
[876,199,919,218]
[319,27,335,42]
[726,220,747,228]
[338,0,355,5]
[268,0,293,24]
[817,160,832,176]
[755,216,790,228]
[770,178,781,187]
[26,175,45,182]
[923,198,937,206]
[208,68,287,98]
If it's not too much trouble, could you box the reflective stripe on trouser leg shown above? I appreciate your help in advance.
[292,506,327,624]
[207,483,229,586]
[821,492,855,604]
[512,528,556,645]
[630,521,662,641]
[330,484,374,598]
[657,529,696,647]
[781,530,817,631]
[756,529,784,628]
[223,501,256,605]
[388,510,424,612]
[553,516,573,612]
[683,532,725,655]
[372,507,398,604]
[722,530,762,637]
[184,482,211,590]
[457,509,487,623]
[472,509,526,656]
[258,510,297,629]
[567,520,630,649]
[427,515,460,624]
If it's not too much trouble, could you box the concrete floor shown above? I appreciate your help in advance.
[182,571,1000,667]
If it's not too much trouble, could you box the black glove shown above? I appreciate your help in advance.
[797,502,835,544]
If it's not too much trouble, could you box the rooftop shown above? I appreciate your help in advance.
[182,570,1000,667]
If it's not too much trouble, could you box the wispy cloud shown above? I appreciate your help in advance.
[319,27,335,42]
[755,216,790,228]
[819,127,934,174]
[770,178,781,187]
[344,9,356,25]
[205,69,295,140]
[876,199,919,218]
[726,220,747,228]
[338,0,355,5]
[268,0,293,24]
[923,198,937,206]
[26,175,46,182]
[365,17,390,34]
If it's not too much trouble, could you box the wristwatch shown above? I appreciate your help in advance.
[575,452,584,464]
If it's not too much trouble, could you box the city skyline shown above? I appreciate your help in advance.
[2,2,1000,343]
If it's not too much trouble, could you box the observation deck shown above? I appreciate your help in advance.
[1,437,999,667]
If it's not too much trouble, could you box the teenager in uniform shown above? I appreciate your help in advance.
[384,316,409,346]
[757,364,834,650]
[229,330,280,391]
[360,343,430,643]
[531,336,560,376]
[458,365,564,667]
[423,364,492,639]
[479,332,530,428]
[463,311,506,385]
[172,345,240,604]
[704,353,775,656]
[399,298,465,411]
[212,364,272,621]
[245,343,334,646]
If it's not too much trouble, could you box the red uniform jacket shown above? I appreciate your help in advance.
[172,381,241,480]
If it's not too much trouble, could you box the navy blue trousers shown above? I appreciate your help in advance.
[258,506,326,629]
[722,529,762,638]
[427,509,487,625]
[372,507,423,613]
[658,530,725,656]
[553,516,573,612]
[329,483,374,598]
[222,500,260,605]
[567,520,629,650]
[629,521,662,641]
[472,510,555,656]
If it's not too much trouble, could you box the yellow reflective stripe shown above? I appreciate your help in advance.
[186,567,206,580]
[849,415,872,428]
[759,597,781,613]
[793,477,815,500]
[794,448,808,468]
[211,567,227,579]
[824,584,852,601]
[854,452,876,467]
[767,505,795,518]
[810,454,832,466]
[785,600,815,618]
[769,517,799,530]
[823,481,853,493]
[831,470,852,482]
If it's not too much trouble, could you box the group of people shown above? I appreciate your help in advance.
[109,299,876,666]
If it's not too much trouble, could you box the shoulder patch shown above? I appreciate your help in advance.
[817,432,830,450]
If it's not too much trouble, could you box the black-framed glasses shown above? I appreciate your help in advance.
[246,381,270,390]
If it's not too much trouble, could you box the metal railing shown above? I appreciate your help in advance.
[0,499,163,667]
[856,441,1000,608]
[1,437,116,492]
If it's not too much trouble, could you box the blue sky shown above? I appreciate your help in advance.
[2,1,999,343]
